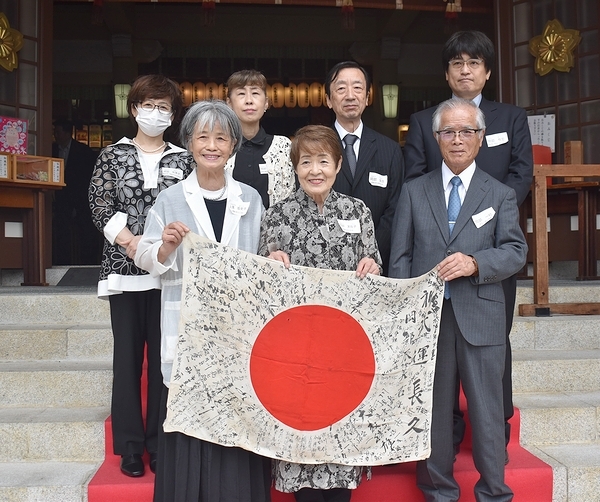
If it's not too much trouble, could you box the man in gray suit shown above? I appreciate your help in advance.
[389,98,527,501]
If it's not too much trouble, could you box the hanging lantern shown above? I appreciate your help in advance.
[218,83,228,101]
[444,0,461,19]
[309,82,324,107]
[205,82,218,100]
[202,0,216,26]
[381,84,399,119]
[113,83,131,119]
[284,83,297,108]
[180,81,193,107]
[271,83,285,108]
[266,84,274,105]
[368,83,374,106]
[296,83,310,109]
[193,82,205,102]
[341,0,355,30]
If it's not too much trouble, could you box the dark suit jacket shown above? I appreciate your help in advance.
[53,139,98,217]
[389,167,527,345]
[332,125,404,274]
[403,97,533,206]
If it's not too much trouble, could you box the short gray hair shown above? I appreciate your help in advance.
[432,98,486,134]
[179,100,243,154]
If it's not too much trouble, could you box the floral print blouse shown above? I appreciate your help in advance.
[258,187,381,492]
[89,138,195,296]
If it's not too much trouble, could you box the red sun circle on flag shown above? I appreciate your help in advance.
[249,305,376,431]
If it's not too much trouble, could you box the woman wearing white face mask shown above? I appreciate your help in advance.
[89,74,195,478]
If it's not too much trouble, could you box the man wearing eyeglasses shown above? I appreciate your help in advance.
[403,31,533,463]
[390,98,526,502]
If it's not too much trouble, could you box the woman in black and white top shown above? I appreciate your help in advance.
[225,69,295,208]
[89,74,194,478]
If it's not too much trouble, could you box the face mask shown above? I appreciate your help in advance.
[135,106,172,137]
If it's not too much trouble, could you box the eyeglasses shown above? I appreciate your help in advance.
[448,58,484,71]
[436,129,481,141]
[138,101,173,115]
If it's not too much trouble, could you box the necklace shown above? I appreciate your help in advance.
[132,137,166,153]
[202,175,228,201]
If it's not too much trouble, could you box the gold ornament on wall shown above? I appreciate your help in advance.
[529,19,580,77]
[0,12,24,72]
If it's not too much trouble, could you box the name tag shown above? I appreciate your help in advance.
[259,163,270,175]
[472,207,496,228]
[337,219,361,234]
[161,167,184,180]
[369,172,388,188]
[230,201,250,216]
[486,132,509,148]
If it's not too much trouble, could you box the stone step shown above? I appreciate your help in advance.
[0,324,112,361]
[512,349,600,393]
[0,289,109,325]
[515,279,600,308]
[0,360,112,408]
[525,442,600,502]
[0,461,100,502]
[0,407,108,462]
[511,315,600,351]
[514,391,600,446]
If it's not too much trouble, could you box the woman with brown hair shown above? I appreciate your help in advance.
[89,74,195,477]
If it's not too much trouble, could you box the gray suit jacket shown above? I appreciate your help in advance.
[389,167,527,346]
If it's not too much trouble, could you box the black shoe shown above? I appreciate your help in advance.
[120,453,145,477]
[149,451,158,473]
[453,443,460,463]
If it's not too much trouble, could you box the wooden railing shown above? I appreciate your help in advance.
[518,163,600,316]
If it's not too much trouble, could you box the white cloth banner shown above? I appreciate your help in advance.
[164,233,444,466]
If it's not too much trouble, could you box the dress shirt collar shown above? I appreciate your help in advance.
[243,126,267,147]
[334,120,364,142]
[452,93,483,107]
[441,160,476,196]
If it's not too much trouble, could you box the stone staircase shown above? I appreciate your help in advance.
[512,282,600,502]
[0,286,111,502]
[0,277,598,501]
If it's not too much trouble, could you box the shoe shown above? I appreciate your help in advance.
[149,451,158,473]
[505,449,509,465]
[120,453,145,477]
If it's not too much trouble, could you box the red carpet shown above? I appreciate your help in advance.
[89,400,553,502]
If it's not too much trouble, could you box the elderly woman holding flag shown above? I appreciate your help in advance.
[258,124,382,502]
[135,99,270,502]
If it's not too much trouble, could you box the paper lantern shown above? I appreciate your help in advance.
[284,83,297,108]
[193,82,205,102]
[309,82,324,107]
[381,84,399,119]
[297,83,310,108]
[218,83,228,101]
[113,83,131,119]
[271,83,285,108]
[205,82,218,100]
[180,82,193,107]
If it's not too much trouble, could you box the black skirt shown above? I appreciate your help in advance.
[154,385,272,502]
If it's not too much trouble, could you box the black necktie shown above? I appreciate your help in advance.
[344,134,358,176]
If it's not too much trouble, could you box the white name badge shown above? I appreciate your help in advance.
[259,163,270,175]
[337,219,361,234]
[472,207,496,228]
[161,167,184,180]
[230,201,250,216]
[486,132,509,148]
[369,172,388,188]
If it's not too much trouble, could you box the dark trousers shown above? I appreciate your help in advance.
[294,488,351,502]
[109,289,162,455]
[453,274,516,448]
[418,300,512,502]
